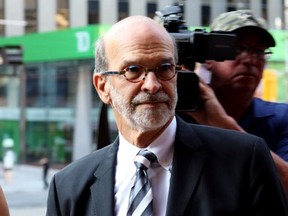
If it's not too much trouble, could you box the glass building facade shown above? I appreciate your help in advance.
[0,25,112,164]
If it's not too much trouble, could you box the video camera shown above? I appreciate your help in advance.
[155,3,236,71]
[155,3,236,111]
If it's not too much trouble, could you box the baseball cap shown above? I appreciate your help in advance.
[210,10,275,47]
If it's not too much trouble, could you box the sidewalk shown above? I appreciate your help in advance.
[0,163,59,216]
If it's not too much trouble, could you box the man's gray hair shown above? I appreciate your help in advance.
[94,38,108,74]
[93,34,178,74]
[172,38,178,64]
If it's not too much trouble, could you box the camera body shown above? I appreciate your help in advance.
[155,4,236,70]
[155,4,236,111]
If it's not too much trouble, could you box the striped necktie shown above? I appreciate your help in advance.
[127,149,157,216]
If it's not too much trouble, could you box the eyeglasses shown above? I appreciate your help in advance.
[99,63,182,83]
[236,46,273,60]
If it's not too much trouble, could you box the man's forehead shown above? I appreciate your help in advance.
[106,16,162,37]
[104,19,173,48]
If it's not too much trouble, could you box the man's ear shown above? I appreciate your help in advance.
[93,73,111,104]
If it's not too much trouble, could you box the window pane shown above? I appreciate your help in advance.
[88,0,99,24]
[118,0,128,21]
[57,0,69,29]
[25,0,37,33]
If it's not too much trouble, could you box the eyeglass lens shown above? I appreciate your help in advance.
[124,63,177,82]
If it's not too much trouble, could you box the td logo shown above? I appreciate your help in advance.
[75,31,90,52]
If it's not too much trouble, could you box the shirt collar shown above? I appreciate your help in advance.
[118,116,176,171]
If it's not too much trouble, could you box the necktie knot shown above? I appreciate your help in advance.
[134,149,157,170]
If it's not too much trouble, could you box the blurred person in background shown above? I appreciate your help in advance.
[180,10,288,194]
[39,155,50,190]
[2,138,16,184]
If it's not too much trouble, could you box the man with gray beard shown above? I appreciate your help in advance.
[46,16,288,216]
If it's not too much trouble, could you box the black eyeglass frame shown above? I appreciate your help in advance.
[235,46,273,60]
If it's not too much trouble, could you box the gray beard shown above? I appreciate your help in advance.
[108,81,177,132]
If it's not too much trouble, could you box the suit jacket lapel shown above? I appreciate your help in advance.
[87,118,207,216]
[90,140,119,216]
[166,118,208,216]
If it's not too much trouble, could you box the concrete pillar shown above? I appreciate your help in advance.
[38,0,56,32]
[185,0,202,26]
[267,0,282,29]
[4,0,24,36]
[129,0,146,16]
[210,0,227,21]
[7,67,19,108]
[100,0,118,24]
[157,0,175,10]
[72,65,93,160]
[69,0,88,27]
[44,66,57,107]
[249,0,262,18]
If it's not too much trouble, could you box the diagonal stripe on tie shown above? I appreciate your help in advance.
[127,149,157,216]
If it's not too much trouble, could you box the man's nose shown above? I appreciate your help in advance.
[237,52,259,64]
[141,71,162,94]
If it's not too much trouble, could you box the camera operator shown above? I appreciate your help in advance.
[183,10,288,195]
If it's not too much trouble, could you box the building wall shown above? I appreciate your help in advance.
[1,0,284,36]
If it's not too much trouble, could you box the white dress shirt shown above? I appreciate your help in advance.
[114,117,176,216]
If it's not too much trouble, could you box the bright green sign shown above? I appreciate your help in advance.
[0,24,111,63]
[269,29,286,62]
[0,25,285,63]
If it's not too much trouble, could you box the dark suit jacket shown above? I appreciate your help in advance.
[46,117,288,216]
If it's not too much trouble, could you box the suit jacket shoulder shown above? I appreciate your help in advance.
[55,143,117,183]
[176,115,266,152]
[166,117,288,216]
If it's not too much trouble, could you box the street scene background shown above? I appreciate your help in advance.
[0,163,58,216]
